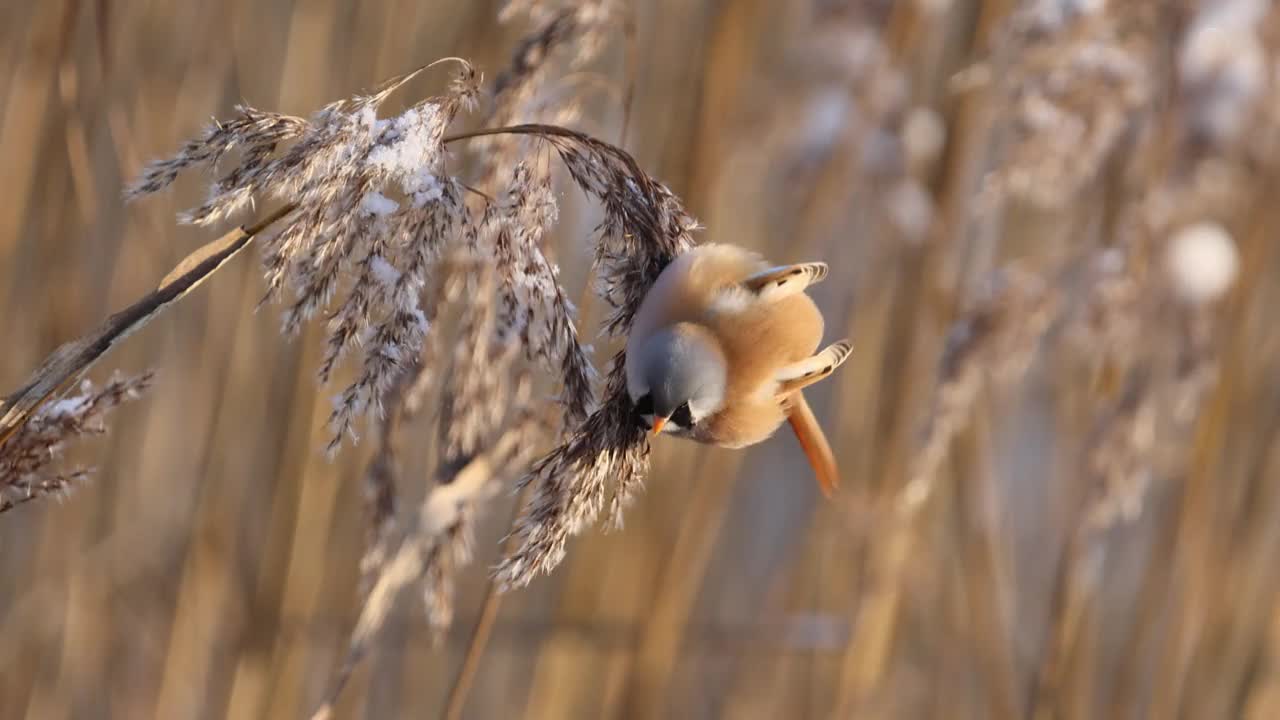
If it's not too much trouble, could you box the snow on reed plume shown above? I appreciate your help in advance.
[0,373,152,514]
[127,40,697,692]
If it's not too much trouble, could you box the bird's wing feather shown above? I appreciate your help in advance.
[774,340,853,397]
[741,262,829,302]
[787,392,839,497]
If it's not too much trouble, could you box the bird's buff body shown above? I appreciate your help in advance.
[625,244,851,495]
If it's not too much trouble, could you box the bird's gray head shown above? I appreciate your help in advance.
[626,323,728,435]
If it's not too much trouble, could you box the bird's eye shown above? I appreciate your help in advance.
[633,394,653,416]
[633,394,654,429]
[671,402,693,428]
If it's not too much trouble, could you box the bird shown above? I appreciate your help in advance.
[625,244,853,496]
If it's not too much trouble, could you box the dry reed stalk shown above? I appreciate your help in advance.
[440,482,532,720]
[0,200,300,519]
[0,204,294,450]
[618,450,743,718]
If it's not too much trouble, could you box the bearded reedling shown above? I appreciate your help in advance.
[625,244,852,496]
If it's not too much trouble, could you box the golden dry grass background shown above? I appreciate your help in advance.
[4,0,1280,718]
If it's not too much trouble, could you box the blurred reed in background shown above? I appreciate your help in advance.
[4,0,1280,719]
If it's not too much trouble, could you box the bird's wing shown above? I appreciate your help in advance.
[786,391,839,497]
[774,340,853,397]
[706,261,829,319]
[740,262,829,302]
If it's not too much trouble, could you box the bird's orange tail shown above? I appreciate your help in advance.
[786,392,839,498]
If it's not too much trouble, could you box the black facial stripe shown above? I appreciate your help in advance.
[633,393,653,416]
[670,402,693,429]
[633,394,654,428]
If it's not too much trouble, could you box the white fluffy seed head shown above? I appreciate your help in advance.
[885,179,934,243]
[1179,0,1268,143]
[903,106,946,175]
[1165,222,1239,304]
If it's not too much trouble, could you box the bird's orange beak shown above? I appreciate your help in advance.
[651,416,668,436]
